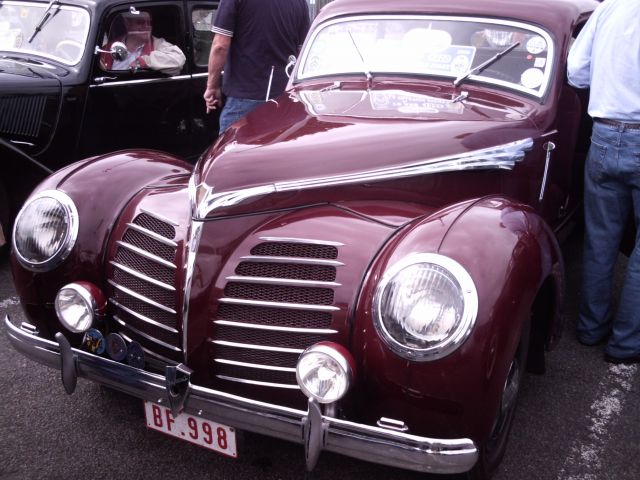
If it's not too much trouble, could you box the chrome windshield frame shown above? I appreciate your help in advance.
[295,14,555,99]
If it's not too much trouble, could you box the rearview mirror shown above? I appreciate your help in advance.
[94,41,129,61]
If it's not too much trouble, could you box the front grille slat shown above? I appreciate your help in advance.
[114,316,181,352]
[109,280,177,314]
[214,344,300,367]
[212,339,304,354]
[224,282,335,305]
[214,358,297,373]
[111,261,176,291]
[218,297,339,311]
[109,298,178,333]
[211,239,341,389]
[108,212,181,364]
[225,275,340,288]
[116,241,176,269]
[214,319,337,335]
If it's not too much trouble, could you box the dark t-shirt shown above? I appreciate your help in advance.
[212,0,310,100]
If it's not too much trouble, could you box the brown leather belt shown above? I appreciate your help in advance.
[594,118,640,130]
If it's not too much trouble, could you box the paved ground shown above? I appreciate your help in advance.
[1,231,639,480]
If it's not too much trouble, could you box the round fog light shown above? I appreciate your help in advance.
[296,342,355,404]
[55,282,104,333]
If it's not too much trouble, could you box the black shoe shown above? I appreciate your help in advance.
[604,353,640,365]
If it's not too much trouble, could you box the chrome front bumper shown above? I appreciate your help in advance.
[4,315,478,474]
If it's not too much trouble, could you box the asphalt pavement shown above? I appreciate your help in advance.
[1,231,639,480]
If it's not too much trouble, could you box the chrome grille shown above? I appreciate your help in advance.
[0,95,46,137]
[108,212,181,363]
[211,239,342,389]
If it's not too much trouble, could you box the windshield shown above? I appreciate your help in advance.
[0,1,90,65]
[297,15,554,98]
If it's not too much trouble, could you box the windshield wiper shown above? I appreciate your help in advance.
[453,41,520,87]
[347,30,373,85]
[28,0,60,44]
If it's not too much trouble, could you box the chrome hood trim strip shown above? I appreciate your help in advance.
[194,138,533,218]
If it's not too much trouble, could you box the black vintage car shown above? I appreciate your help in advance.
[0,0,223,248]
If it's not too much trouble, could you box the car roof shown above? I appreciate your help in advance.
[316,0,599,38]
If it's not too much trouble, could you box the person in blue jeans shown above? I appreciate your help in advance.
[203,0,310,134]
[567,0,640,364]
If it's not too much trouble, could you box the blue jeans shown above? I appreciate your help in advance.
[219,97,265,134]
[579,121,640,358]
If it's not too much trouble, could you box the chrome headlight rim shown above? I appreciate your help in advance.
[296,342,354,404]
[55,282,97,333]
[12,190,79,272]
[372,253,478,362]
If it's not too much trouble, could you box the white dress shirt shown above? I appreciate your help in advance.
[567,0,640,121]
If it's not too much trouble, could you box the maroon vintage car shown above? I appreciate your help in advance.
[5,0,599,477]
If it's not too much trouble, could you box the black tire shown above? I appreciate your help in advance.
[466,319,531,480]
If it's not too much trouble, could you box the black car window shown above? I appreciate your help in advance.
[99,5,186,76]
[192,7,216,67]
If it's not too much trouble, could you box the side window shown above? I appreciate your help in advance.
[307,0,335,20]
[192,7,217,67]
[99,5,186,76]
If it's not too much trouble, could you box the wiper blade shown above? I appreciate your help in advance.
[28,0,60,44]
[453,41,520,87]
[347,30,372,84]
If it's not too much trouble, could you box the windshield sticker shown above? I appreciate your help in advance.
[526,36,547,55]
[534,57,546,68]
[420,45,476,76]
[520,68,544,89]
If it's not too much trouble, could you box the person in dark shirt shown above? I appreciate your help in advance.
[203,0,310,134]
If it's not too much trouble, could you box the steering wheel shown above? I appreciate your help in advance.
[55,39,84,62]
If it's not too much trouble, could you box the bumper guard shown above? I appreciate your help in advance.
[4,315,478,474]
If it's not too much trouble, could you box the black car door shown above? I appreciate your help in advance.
[79,1,196,160]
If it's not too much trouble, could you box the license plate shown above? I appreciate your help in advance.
[144,401,237,458]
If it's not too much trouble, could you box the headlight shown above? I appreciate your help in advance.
[373,253,478,361]
[13,190,79,272]
[296,342,354,404]
[55,282,103,333]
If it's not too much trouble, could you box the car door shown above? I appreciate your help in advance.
[187,1,220,155]
[79,1,193,159]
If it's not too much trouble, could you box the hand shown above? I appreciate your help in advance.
[203,86,222,114]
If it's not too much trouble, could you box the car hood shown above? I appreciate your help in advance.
[196,85,539,218]
[0,57,63,90]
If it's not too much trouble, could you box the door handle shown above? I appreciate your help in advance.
[93,76,118,84]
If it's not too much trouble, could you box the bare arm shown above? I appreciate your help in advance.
[203,33,232,113]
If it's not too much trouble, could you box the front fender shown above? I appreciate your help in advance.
[10,150,193,335]
[352,196,563,444]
